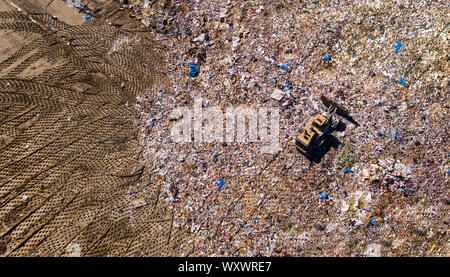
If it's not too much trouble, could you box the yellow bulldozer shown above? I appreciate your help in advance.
[295,95,349,156]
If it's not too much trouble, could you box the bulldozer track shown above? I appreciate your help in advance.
[0,0,188,256]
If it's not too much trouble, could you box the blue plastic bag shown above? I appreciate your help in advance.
[188,62,200,77]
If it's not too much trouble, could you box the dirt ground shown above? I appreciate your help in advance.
[0,0,189,256]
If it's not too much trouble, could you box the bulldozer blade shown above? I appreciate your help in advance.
[320,95,349,116]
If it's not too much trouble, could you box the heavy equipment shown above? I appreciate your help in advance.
[295,95,349,156]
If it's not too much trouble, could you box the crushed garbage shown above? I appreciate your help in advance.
[218,178,226,192]
[395,41,404,54]
[188,62,200,77]
[126,0,449,257]
[280,65,289,72]
[322,54,332,61]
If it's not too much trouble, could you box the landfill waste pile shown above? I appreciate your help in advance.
[0,0,447,257]
[129,0,448,257]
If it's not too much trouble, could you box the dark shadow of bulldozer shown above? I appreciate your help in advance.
[302,122,345,163]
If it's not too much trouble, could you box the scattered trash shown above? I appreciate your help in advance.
[271,88,285,100]
[193,33,206,43]
[392,131,399,140]
[279,65,289,71]
[188,62,200,77]
[397,77,407,87]
[322,54,331,61]
[395,41,403,54]
[127,0,448,257]
[285,81,292,91]
[243,223,249,231]
[218,178,226,192]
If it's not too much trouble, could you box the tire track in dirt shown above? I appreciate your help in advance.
[0,0,190,256]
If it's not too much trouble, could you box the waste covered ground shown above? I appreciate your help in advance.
[0,0,448,256]
[130,0,449,257]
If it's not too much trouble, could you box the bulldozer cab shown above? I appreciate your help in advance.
[295,128,315,154]
[311,114,328,136]
[295,114,329,154]
[312,114,327,127]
